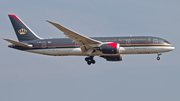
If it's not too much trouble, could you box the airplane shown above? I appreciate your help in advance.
[4,14,175,65]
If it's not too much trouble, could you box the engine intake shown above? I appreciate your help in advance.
[100,43,120,54]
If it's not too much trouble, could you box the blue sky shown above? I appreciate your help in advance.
[0,0,180,101]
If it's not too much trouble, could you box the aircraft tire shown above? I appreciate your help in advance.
[91,60,95,64]
[87,61,91,65]
[157,57,160,60]
[85,57,89,61]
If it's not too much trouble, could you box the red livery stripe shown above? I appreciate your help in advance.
[8,14,23,23]
[108,43,117,48]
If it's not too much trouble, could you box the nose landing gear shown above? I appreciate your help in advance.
[157,53,162,60]
[85,56,95,65]
[157,57,160,60]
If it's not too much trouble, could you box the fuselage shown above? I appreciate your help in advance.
[9,36,174,56]
[5,14,175,65]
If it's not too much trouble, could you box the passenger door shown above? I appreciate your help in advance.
[41,41,46,48]
[153,39,158,45]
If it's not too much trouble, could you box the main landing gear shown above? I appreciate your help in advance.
[85,56,95,65]
[157,53,162,60]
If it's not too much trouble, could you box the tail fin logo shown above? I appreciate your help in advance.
[18,28,27,35]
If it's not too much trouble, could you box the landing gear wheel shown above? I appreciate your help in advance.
[157,53,162,61]
[157,57,160,60]
[91,60,95,64]
[85,57,89,61]
[85,56,96,65]
[87,61,91,65]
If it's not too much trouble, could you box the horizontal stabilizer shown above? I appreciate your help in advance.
[3,39,32,47]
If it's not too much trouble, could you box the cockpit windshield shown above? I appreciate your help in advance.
[164,41,171,44]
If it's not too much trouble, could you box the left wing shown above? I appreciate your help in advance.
[46,20,102,53]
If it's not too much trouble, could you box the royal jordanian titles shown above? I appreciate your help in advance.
[4,15,175,65]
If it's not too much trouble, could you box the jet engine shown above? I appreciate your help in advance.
[101,55,123,61]
[100,43,120,54]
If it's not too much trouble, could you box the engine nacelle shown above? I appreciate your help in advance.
[100,43,120,54]
[101,55,123,61]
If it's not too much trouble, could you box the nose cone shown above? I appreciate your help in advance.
[170,46,175,51]
[166,46,175,52]
[172,47,175,50]
[163,45,175,52]
[163,40,175,51]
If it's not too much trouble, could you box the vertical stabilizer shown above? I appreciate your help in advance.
[8,14,41,42]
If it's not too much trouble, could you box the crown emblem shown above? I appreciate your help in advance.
[18,28,27,35]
